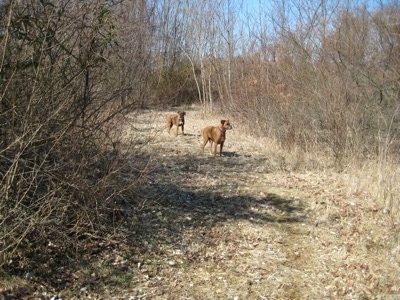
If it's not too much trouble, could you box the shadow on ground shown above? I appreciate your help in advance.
[0,141,306,298]
[125,152,306,260]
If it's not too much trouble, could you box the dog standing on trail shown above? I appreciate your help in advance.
[166,111,186,136]
[201,120,233,157]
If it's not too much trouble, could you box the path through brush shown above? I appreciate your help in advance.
[119,106,394,299]
[1,107,396,300]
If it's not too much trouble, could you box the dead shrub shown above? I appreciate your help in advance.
[0,114,151,270]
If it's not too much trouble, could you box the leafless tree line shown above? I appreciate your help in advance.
[228,0,400,166]
[0,0,399,268]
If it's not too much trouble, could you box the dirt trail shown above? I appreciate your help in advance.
[1,107,397,300]
[122,107,395,299]
[126,107,316,299]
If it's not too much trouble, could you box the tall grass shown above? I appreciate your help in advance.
[219,69,400,220]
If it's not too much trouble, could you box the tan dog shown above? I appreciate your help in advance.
[166,111,186,136]
[202,120,233,157]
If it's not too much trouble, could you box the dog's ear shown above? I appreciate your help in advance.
[221,120,226,125]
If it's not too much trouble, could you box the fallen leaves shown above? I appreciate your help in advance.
[3,108,400,299]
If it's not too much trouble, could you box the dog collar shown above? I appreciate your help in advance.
[218,126,226,133]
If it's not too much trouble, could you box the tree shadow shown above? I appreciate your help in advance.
[220,150,241,157]
[1,149,305,296]
[125,152,306,256]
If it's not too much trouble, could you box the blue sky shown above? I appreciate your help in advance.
[232,0,397,32]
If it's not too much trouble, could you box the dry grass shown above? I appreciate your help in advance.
[1,105,400,299]
[117,105,400,299]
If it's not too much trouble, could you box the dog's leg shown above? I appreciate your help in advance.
[167,122,172,134]
[213,141,218,157]
[209,140,214,155]
[181,124,185,136]
[219,142,224,156]
[208,140,214,155]
[201,137,208,155]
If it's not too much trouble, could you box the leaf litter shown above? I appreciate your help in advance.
[1,106,400,299]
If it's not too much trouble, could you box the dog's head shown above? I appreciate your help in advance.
[178,111,186,125]
[221,119,232,130]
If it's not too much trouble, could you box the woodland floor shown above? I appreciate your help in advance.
[2,106,400,299]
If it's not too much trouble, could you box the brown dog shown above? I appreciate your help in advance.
[166,111,186,136]
[202,120,233,157]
